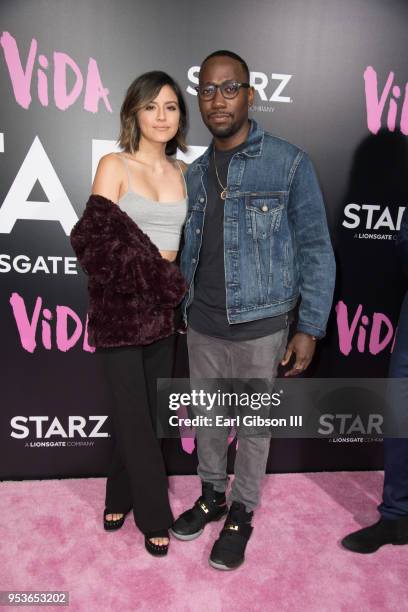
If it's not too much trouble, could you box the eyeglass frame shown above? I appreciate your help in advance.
[194,80,251,100]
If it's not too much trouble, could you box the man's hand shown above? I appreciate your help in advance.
[280,332,317,377]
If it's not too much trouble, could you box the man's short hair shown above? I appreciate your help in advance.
[201,50,250,82]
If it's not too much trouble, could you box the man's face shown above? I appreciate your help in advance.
[198,56,254,139]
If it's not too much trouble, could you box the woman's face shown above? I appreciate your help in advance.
[137,84,181,146]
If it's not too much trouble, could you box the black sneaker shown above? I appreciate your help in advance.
[209,501,253,570]
[341,516,408,554]
[170,482,228,541]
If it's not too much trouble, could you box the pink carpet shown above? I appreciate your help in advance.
[1,472,407,611]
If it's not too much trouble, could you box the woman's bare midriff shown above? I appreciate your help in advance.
[160,250,178,262]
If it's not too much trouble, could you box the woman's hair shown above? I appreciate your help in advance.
[118,71,188,155]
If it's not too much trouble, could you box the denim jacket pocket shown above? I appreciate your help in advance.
[245,194,284,240]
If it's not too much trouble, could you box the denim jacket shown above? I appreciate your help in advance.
[180,120,336,338]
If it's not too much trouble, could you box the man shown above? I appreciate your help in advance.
[171,50,335,569]
[342,210,408,554]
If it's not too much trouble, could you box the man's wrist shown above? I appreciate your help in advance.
[297,331,317,341]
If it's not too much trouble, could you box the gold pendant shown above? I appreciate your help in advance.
[221,189,227,200]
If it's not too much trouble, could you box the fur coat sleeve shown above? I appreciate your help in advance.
[70,194,186,306]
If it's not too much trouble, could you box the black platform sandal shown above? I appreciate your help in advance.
[144,529,170,557]
[103,508,131,531]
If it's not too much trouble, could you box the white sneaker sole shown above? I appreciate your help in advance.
[169,527,204,541]
[209,558,243,571]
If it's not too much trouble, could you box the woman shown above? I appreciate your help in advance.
[70,71,188,556]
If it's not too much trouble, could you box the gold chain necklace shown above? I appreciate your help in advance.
[213,148,228,200]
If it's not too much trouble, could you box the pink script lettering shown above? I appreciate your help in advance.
[364,66,408,135]
[0,31,112,113]
[336,300,397,356]
[9,292,94,353]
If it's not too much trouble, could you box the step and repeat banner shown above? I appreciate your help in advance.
[1,0,407,478]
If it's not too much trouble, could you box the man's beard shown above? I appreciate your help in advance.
[204,118,238,139]
[210,125,237,138]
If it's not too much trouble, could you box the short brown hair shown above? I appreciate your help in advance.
[118,71,188,155]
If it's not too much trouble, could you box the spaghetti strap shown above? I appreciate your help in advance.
[175,159,188,199]
[117,153,133,193]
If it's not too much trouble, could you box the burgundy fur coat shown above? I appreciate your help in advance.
[70,194,187,348]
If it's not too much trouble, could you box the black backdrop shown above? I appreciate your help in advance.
[1,0,407,479]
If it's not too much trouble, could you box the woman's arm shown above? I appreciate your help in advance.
[92,153,123,203]
[71,153,123,284]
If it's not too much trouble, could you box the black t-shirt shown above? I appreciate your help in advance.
[188,140,291,341]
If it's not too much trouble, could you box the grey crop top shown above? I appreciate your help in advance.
[117,154,188,251]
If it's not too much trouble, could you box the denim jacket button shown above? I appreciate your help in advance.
[199,197,205,203]
[261,205,269,212]
[192,258,196,264]
[196,228,201,234]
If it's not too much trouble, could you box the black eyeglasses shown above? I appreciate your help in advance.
[194,80,250,101]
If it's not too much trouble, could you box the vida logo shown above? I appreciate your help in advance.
[0,31,112,113]
[364,66,408,135]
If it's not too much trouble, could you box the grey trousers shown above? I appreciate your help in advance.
[187,325,289,512]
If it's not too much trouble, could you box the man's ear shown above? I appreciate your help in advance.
[248,86,255,107]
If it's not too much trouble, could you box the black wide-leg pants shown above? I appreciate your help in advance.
[97,335,175,534]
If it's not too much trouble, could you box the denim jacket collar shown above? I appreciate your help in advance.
[196,119,264,168]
